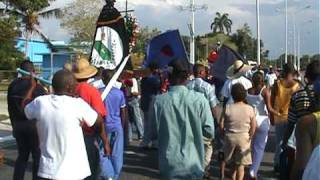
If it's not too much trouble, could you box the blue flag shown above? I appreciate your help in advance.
[144,30,188,68]
[209,45,246,93]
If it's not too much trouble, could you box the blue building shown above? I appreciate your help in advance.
[16,39,84,79]
[16,38,51,67]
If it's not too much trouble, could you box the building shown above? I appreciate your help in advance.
[16,39,89,79]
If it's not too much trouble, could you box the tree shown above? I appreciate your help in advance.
[210,12,232,35]
[61,0,104,44]
[132,26,161,54]
[0,0,61,54]
[0,16,24,71]
[231,23,255,59]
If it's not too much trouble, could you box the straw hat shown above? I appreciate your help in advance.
[196,59,209,68]
[226,60,253,79]
[73,58,98,79]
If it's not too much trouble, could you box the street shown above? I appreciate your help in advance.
[0,132,278,180]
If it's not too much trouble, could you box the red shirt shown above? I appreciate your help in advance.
[76,82,107,135]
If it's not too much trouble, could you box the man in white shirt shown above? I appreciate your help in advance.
[24,70,110,180]
[221,60,253,104]
[265,66,277,88]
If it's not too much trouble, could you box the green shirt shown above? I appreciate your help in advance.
[151,85,214,178]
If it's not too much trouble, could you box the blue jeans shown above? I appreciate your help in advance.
[99,128,124,180]
[274,122,287,166]
[128,97,144,141]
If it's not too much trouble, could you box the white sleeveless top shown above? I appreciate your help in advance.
[246,87,268,117]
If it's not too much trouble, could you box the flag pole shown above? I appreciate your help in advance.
[101,55,130,100]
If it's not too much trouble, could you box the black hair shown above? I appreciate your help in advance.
[52,70,76,93]
[20,60,34,73]
[305,60,320,82]
[102,69,115,85]
[168,59,189,84]
[193,64,206,76]
[231,83,247,102]
[149,62,159,71]
[282,63,296,78]
[252,71,264,87]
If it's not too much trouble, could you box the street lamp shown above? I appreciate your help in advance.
[179,1,207,65]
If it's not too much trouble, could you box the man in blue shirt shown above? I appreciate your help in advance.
[187,62,218,169]
[151,59,214,179]
[100,70,127,180]
[140,63,161,148]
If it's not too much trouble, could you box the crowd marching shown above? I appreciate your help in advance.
[6,57,320,180]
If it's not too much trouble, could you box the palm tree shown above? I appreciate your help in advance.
[210,12,233,35]
[0,0,61,55]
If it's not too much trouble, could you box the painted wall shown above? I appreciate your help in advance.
[16,39,51,65]
[42,54,73,79]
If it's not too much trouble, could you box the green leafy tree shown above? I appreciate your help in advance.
[0,16,24,71]
[0,0,60,54]
[61,0,103,44]
[210,12,232,35]
[231,23,255,60]
[132,26,161,54]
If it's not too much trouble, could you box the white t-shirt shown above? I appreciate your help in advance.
[221,76,253,104]
[25,95,98,180]
[265,73,277,87]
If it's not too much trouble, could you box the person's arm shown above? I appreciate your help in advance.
[291,114,316,180]
[150,102,158,141]
[249,108,257,140]
[262,87,280,116]
[120,107,128,129]
[80,99,111,156]
[270,82,278,125]
[200,99,215,139]
[93,115,111,156]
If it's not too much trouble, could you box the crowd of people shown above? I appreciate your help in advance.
[6,56,320,180]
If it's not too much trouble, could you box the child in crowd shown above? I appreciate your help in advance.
[99,69,127,180]
[220,83,257,180]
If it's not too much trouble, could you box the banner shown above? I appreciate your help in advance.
[144,30,188,68]
[90,1,130,70]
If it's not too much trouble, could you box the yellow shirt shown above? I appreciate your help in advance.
[312,112,320,146]
[274,79,299,124]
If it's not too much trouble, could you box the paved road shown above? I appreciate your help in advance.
[0,93,278,179]
[0,133,278,180]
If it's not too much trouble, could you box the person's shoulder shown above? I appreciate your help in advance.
[187,89,207,103]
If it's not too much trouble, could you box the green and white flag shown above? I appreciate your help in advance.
[91,27,124,70]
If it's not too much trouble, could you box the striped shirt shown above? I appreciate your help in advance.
[288,84,315,124]
[187,78,219,108]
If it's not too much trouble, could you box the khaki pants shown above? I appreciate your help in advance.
[203,137,213,168]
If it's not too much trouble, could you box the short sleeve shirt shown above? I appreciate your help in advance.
[187,78,219,108]
[76,82,107,135]
[221,76,252,104]
[103,87,126,131]
[7,78,47,125]
[224,103,255,133]
[24,95,97,179]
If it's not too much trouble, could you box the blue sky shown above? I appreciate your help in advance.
[37,0,319,59]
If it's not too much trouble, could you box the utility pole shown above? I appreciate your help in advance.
[285,0,288,64]
[256,0,261,65]
[179,0,207,64]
